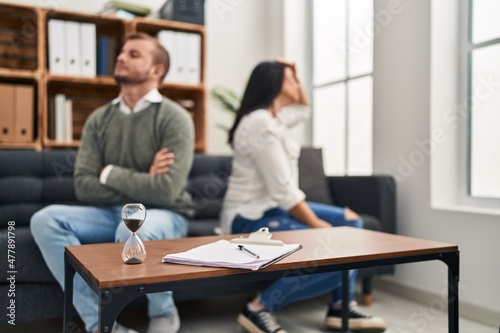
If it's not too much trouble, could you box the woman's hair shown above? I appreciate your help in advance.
[228,61,286,145]
[125,32,170,83]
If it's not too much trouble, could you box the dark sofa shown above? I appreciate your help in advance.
[0,148,396,324]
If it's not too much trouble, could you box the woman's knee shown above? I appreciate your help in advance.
[344,208,363,228]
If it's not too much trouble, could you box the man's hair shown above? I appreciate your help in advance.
[125,32,170,83]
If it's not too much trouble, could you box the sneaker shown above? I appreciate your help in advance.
[237,306,288,333]
[147,307,181,333]
[92,323,138,333]
[324,301,386,333]
[114,323,139,333]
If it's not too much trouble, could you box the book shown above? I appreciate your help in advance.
[96,36,109,75]
[54,94,66,141]
[65,98,73,142]
[162,239,301,271]
[112,1,150,16]
[106,38,118,75]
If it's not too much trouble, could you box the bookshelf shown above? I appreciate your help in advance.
[0,3,206,152]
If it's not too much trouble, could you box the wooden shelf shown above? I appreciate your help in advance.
[47,74,117,86]
[161,82,205,92]
[0,68,38,81]
[0,3,206,152]
[132,16,205,34]
[43,140,81,149]
[0,141,42,151]
[45,9,128,33]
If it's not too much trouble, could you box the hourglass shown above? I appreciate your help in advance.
[121,203,147,264]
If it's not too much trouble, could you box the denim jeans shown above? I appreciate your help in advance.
[231,202,363,312]
[30,204,188,333]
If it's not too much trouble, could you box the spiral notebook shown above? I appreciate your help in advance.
[162,239,302,271]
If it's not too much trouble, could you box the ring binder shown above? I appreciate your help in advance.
[230,227,284,246]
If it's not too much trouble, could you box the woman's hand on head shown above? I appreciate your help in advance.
[274,58,297,76]
[274,58,309,106]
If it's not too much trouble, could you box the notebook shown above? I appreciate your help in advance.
[162,239,302,271]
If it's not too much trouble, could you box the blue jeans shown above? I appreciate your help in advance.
[30,204,188,333]
[231,202,363,312]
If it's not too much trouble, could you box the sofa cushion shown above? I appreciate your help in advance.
[0,227,56,283]
[360,214,381,232]
[0,283,63,323]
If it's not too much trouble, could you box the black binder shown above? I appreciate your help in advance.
[160,0,205,25]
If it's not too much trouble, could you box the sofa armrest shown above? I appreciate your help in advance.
[327,175,396,234]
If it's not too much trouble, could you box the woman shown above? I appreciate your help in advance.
[221,60,386,333]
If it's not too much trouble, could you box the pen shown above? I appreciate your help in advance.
[237,245,260,259]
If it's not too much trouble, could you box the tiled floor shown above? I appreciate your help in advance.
[2,288,497,332]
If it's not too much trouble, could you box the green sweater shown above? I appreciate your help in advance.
[74,98,195,217]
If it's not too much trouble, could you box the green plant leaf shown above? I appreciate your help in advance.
[210,86,240,114]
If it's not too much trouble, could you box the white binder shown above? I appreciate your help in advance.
[48,19,67,75]
[80,23,96,77]
[158,30,178,83]
[175,31,190,84]
[187,33,201,84]
[65,21,82,76]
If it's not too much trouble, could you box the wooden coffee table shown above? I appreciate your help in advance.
[63,227,459,333]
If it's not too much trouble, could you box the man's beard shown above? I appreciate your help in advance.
[114,72,149,85]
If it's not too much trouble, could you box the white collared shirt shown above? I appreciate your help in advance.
[111,88,163,114]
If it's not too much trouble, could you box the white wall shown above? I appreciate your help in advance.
[374,0,500,322]
[206,0,311,153]
[1,0,291,154]
[205,0,279,154]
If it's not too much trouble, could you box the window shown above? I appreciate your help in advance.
[311,0,373,175]
[468,0,500,198]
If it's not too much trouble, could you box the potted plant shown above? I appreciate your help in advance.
[210,85,240,131]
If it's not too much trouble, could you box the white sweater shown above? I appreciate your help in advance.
[220,106,310,234]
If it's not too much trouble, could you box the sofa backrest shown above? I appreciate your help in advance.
[188,154,232,219]
[0,150,233,228]
[0,150,77,228]
[0,149,334,228]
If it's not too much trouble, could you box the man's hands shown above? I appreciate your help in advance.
[149,147,175,175]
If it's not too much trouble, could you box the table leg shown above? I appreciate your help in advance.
[98,286,145,333]
[99,289,120,333]
[341,270,354,333]
[444,251,460,333]
[63,252,75,333]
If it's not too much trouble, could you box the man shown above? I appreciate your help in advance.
[31,32,194,333]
